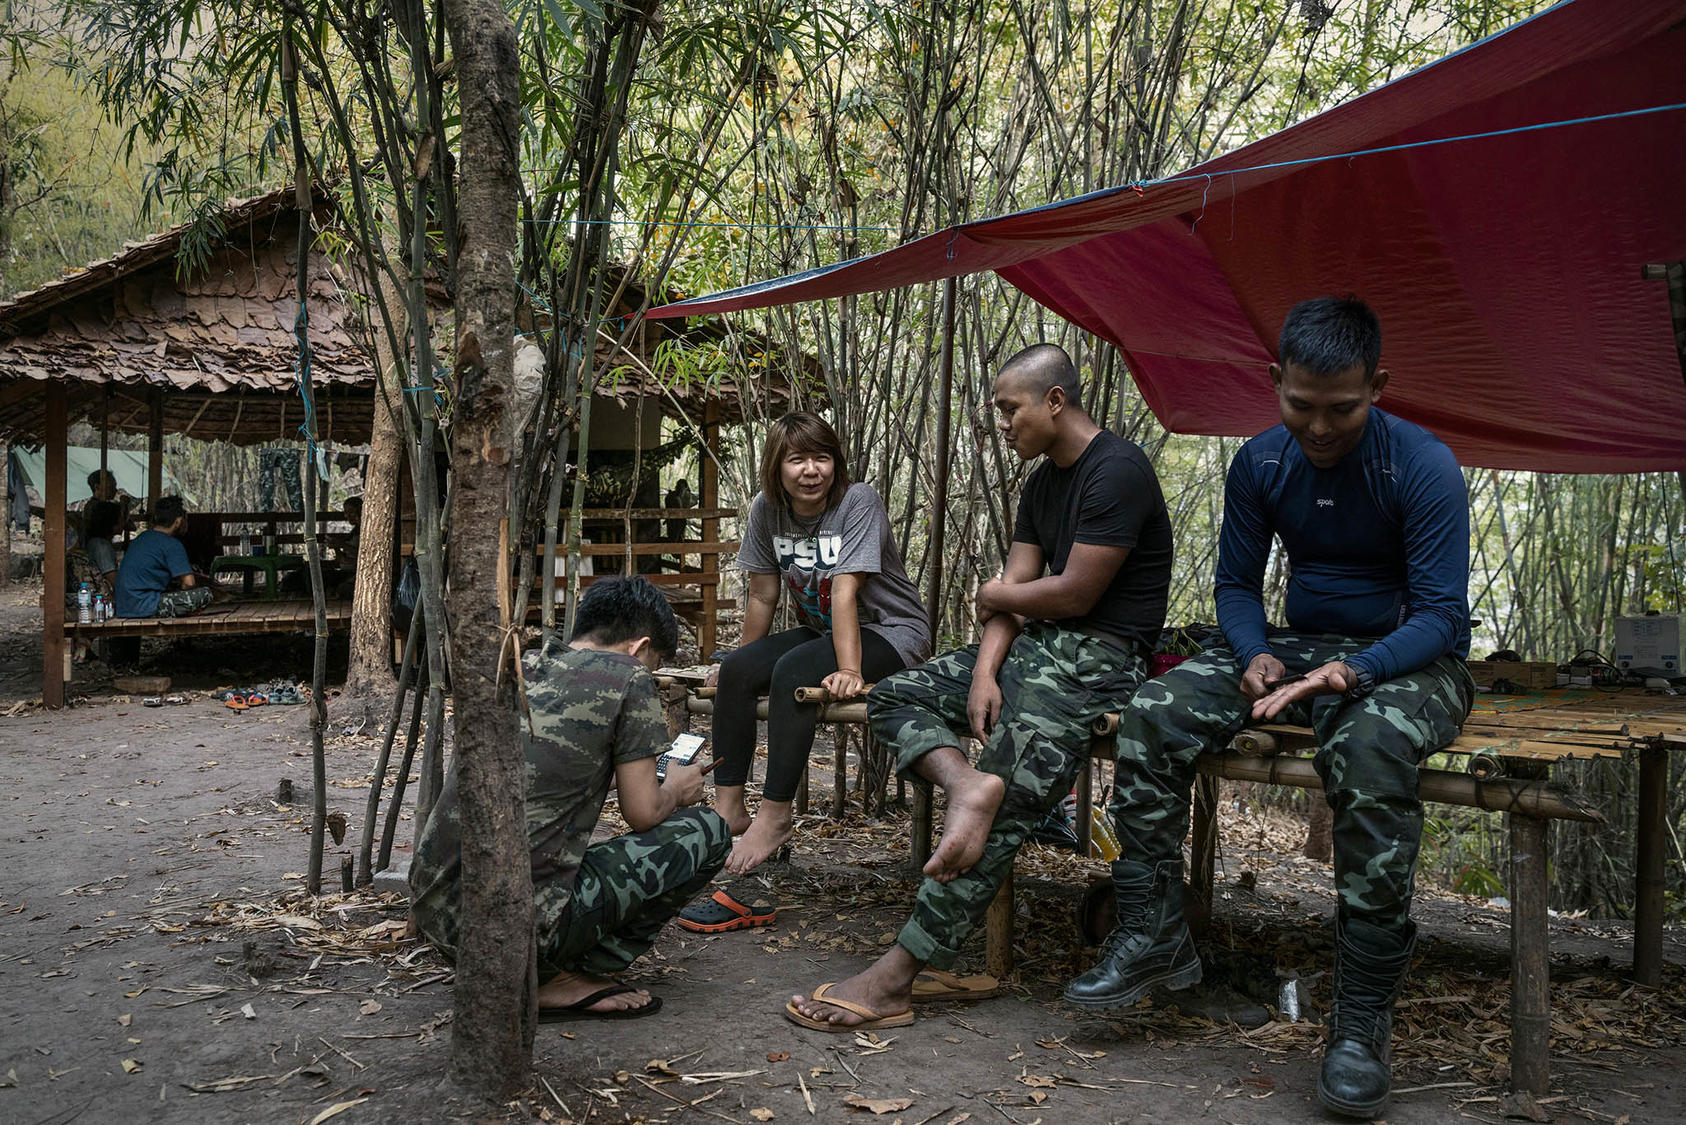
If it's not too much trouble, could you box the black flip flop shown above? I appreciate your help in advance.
[538,983,663,1022]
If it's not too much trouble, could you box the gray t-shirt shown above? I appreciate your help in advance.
[738,483,932,668]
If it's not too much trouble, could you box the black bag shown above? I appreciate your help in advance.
[392,557,421,633]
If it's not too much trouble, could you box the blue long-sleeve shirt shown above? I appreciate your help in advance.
[1214,408,1470,683]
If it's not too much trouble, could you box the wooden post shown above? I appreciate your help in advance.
[796,760,810,814]
[1189,773,1219,920]
[833,724,849,819]
[910,779,934,870]
[700,400,720,659]
[924,275,955,643]
[1074,748,1095,858]
[986,872,1014,979]
[42,385,68,708]
[147,388,164,515]
[1508,809,1551,1095]
[1633,743,1667,985]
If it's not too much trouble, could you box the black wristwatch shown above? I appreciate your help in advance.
[1343,661,1377,700]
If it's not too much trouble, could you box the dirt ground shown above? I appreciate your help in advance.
[3,573,1685,1125]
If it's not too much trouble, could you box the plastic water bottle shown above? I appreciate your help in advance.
[92,594,104,622]
[77,583,92,624]
[240,532,253,556]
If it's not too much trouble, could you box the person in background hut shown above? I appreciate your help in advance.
[80,469,129,587]
[113,496,213,619]
[409,577,726,1019]
[786,343,1173,1029]
[680,413,930,931]
[1070,297,1473,1119]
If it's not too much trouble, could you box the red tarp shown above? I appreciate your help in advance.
[646,0,1686,473]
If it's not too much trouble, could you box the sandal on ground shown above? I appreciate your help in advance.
[244,692,268,708]
[270,686,305,705]
[537,983,663,1022]
[677,888,777,933]
[164,695,188,705]
[911,969,1000,1003]
[784,983,914,1032]
[142,697,163,708]
[224,695,249,711]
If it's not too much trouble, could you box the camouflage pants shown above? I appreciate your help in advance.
[155,587,213,618]
[1111,632,1474,931]
[259,448,303,511]
[868,621,1148,969]
[537,807,730,977]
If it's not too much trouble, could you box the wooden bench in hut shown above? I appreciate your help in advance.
[66,597,352,639]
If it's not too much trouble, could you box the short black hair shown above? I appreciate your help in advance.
[571,576,679,662]
[1000,343,1084,409]
[1277,296,1382,380]
[152,495,187,527]
[87,468,115,491]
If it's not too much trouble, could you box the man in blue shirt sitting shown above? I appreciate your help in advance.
[1066,297,1473,1119]
[115,496,213,619]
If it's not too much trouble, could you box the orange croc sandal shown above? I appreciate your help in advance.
[676,888,777,933]
[224,695,249,711]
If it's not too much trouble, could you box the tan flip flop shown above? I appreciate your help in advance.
[784,983,914,1032]
[911,969,1000,1003]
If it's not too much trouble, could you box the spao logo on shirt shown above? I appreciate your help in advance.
[1316,498,1335,508]
[773,533,842,571]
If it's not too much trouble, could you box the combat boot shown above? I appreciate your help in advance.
[1318,917,1416,1118]
[1063,858,1201,1009]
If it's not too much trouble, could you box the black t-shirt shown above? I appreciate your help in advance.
[1012,430,1174,652]
[83,498,122,541]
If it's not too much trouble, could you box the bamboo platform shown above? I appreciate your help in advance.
[65,597,352,639]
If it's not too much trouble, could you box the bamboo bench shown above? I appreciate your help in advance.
[1054,690,1684,1097]
[662,675,872,819]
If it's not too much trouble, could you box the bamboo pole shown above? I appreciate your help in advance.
[685,695,867,724]
[924,275,956,643]
[358,601,425,884]
[1196,754,1603,822]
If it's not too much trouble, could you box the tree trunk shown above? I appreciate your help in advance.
[345,267,406,706]
[441,0,531,1099]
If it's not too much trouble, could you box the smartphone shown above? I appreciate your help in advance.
[656,732,706,780]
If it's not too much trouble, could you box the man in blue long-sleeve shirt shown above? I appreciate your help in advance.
[1065,297,1474,1120]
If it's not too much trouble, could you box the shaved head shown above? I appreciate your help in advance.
[998,343,1083,410]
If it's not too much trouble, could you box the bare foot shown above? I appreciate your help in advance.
[725,805,795,876]
[537,970,653,1014]
[925,768,1005,883]
[714,786,752,836]
[787,957,915,1028]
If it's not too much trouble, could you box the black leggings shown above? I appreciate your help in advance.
[712,627,906,801]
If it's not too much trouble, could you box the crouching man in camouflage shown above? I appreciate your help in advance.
[1067,297,1474,1118]
[786,343,1174,1032]
[410,577,728,1019]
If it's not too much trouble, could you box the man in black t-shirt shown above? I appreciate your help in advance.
[786,343,1173,1033]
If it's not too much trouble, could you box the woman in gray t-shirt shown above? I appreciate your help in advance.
[690,413,930,898]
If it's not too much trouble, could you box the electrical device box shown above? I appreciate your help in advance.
[1614,614,1680,674]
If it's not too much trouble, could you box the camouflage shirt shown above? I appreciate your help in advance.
[407,637,669,948]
